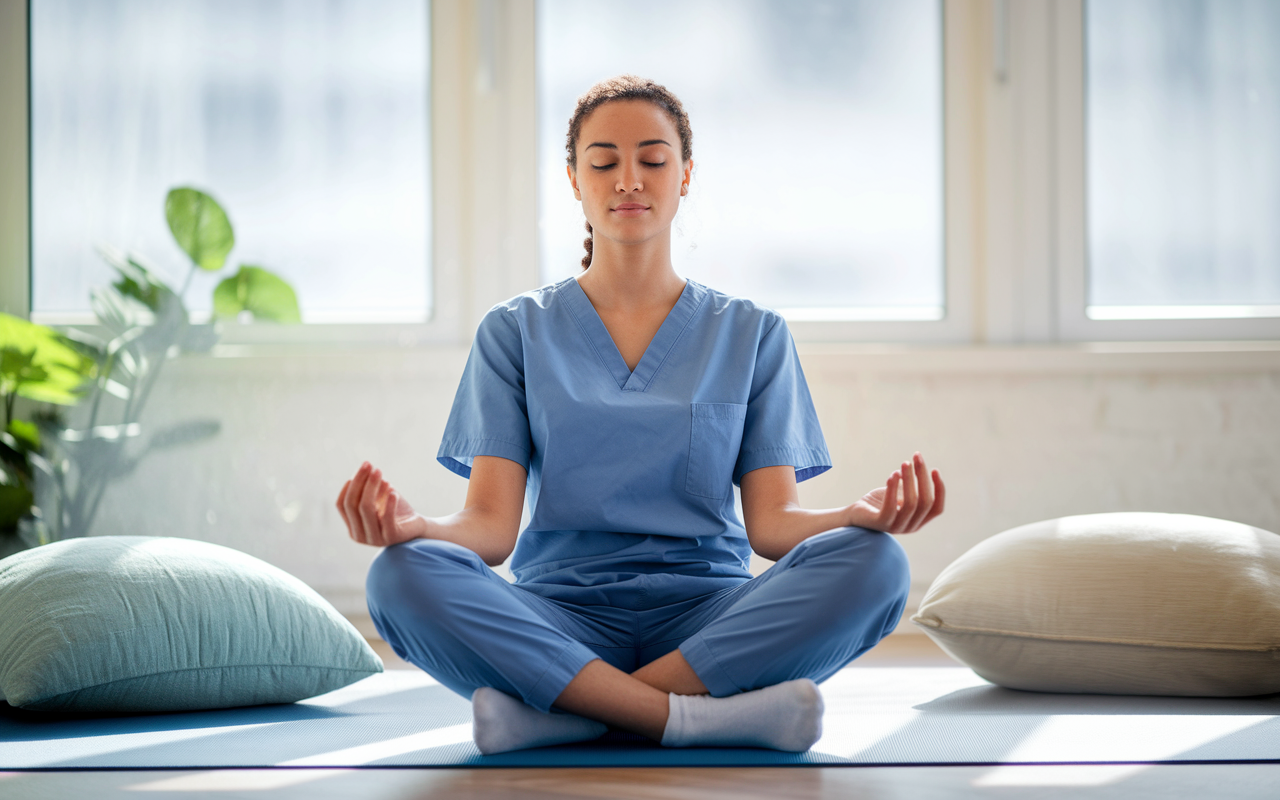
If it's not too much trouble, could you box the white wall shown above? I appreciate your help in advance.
[86,343,1280,631]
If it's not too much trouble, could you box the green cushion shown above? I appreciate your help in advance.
[0,536,382,713]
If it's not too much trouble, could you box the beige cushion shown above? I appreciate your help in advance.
[911,512,1280,697]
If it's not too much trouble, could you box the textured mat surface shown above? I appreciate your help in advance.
[3,668,1279,769]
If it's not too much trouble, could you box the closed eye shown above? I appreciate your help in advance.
[590,161,666,171]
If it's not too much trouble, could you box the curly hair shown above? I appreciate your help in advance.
[565,75,694,270]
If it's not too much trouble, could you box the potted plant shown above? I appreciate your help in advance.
[0,187,300,553]
[0,315,94,557]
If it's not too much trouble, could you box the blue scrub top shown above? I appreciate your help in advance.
[437,276,831,608]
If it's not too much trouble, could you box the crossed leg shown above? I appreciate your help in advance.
[366,526,909,750]
[551,652,701,741]
[554,526,910,743]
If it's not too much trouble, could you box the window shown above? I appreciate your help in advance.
[12,1,1275,346]
[1085,0,1280,321]
[536,0,945,322]
[30,0,432,325]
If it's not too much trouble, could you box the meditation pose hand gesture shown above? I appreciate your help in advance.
[338,76,946,757]
[850,453,946,534]
[336,463,426,548]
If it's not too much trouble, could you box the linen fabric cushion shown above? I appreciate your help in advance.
[0,536,382,712]
[911,513,1280,697]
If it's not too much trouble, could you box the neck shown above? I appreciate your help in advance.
[577,228,684,311]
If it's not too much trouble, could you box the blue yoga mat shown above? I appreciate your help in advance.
[3,668,1280,769]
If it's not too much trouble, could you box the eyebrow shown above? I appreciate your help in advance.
[584,139,673,152]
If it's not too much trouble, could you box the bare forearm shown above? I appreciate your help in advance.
[746,503,852,562]
[421,505,518,566]
[738,457,946,563]
[339,457,525,559]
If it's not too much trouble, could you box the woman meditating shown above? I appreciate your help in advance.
[337,75,945,755]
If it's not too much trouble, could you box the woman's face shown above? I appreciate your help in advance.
[568,100,692,249]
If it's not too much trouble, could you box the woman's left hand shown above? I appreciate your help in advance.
[847,452,945,534]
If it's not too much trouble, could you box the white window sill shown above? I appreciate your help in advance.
[794,341,1280,374]
[139,339,1280,382]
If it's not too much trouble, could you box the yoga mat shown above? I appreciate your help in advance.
[3,667,1279,769]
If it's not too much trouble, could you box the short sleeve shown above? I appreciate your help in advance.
[733,314,832,484]
[436,306,531,479]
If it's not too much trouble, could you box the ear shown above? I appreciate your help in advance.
[680,158,693,196]
[567,164,582,200]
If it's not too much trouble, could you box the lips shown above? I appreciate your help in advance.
[612,203,649,217]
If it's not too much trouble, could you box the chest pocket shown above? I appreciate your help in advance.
[685,402,748,500]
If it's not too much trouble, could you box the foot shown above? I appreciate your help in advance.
[660,678,824,752]
[471,687,609,755]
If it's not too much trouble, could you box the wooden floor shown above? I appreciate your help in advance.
[6,762,1280,798]
[7,635,1277,799]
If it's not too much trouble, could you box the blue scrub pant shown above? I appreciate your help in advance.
[366,526,909,713]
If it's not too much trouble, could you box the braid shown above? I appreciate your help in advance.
[565,75,694,272]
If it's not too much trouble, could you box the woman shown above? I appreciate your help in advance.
[338,75,945,755]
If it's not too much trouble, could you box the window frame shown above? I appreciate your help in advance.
[782,0,976,344]
[1053,0,1280,341]
[0,0,29,321]
[533,0,970,343]
[16,0,515,349]
[5,0,1278,348]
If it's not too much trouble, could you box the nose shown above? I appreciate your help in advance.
[616,161,642,193]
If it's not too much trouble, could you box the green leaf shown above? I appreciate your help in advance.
[100,245,158,309]
[0,433,28,468]
[165,187,235,271]
[0,484,33,528]
[114,273,160,310]
[0,347,37,386]
[0,316,95,406]
[6,420,40,452]
[133,289,192,357]
[213,266,302,324]
[0,348,50,402]
[99,246,178,313]
[91,285,154,335]
[12,375,85,406]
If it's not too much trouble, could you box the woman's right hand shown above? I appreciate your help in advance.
[337,462,429,547]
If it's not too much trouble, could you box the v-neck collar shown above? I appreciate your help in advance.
[561,276,706,392]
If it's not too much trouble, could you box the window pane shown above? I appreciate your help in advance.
[536,0,944,319]
[31,0,431,323]
[1086,0,1280,317]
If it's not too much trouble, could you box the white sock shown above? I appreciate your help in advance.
[659,679,824,752]
[470,687,608,755]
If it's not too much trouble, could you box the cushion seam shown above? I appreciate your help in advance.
[21,662,379,698]
[914,619,1280,652]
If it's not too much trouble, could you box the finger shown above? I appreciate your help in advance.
[336,480,352,531]
[344,462,372,541]
[380,489,399,545]
[358,469,384,545]
[920,470,947,526]
[878,471,901,528]
[897,460,918,532]
[375,474,393,512]
[367,474,391,547]
[907,453,934,531]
